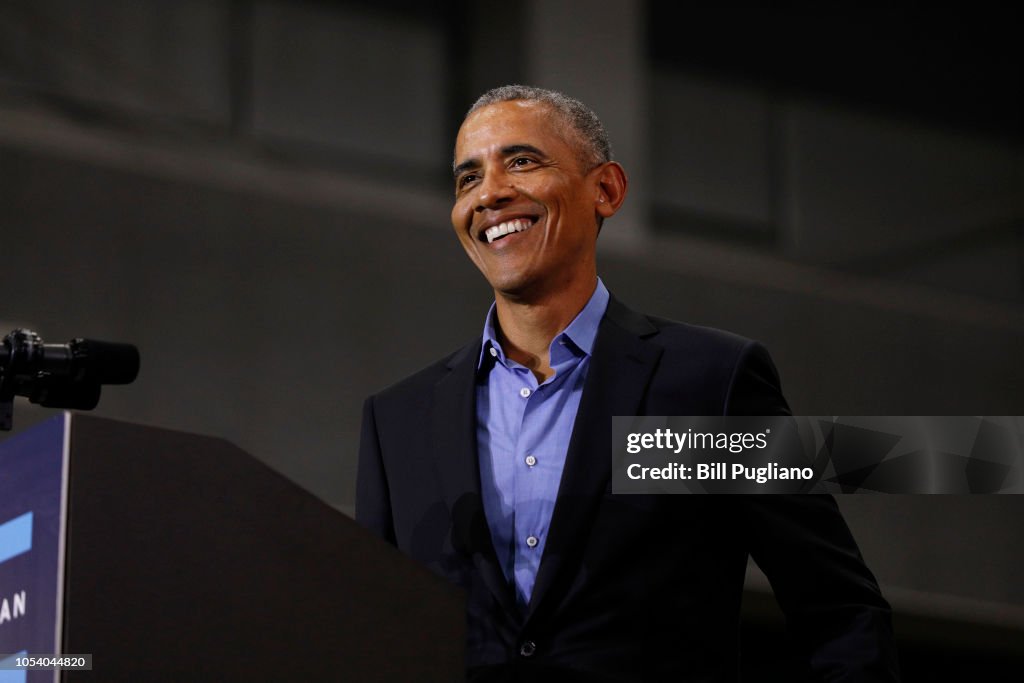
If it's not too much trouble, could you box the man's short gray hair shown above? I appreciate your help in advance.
[466,85,612,170]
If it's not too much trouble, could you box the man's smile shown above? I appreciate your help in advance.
[484,217,535,244]
[476,214,541,244]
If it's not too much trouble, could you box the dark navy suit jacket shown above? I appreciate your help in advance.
[357,296,900,682]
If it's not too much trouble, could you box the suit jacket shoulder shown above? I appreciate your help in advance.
[372,341,475,402]
[365,338,481,436]
[601,297,791,416]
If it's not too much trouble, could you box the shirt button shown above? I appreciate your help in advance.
[526,535,539,548]
[525,455,537,467]
[489,347,498,357]
[519,640,537,657]
[519,387,531,398]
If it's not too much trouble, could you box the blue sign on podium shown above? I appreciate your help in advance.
[0,414,69,683]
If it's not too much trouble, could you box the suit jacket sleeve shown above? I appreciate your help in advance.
[727,342,901,682]
[355,395,397,545]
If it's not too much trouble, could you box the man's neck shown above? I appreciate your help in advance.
[493,276,598,382]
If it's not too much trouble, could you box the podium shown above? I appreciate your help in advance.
[0,413,465,682]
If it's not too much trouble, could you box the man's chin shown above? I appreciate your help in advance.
[490,281,531,301]
[485,274,540,302]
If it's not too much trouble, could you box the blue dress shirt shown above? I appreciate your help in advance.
[475,279,610,607]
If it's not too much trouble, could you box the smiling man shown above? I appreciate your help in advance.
[449,95,623,365]
[357,85,900,682]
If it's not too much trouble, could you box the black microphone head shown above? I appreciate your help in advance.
[71,339,141,385]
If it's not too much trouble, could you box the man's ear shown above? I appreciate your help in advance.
[594,162,628,219]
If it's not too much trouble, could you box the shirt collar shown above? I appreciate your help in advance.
[477,278,610,369]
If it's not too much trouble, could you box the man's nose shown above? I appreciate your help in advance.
[475,169,517,211]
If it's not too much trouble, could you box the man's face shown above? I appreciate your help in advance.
[451,100,601,299]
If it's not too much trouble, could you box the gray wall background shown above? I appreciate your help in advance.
[1,0,1022,659]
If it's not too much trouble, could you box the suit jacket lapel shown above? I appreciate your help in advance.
[525,297,662,622]
[431,340,520,618]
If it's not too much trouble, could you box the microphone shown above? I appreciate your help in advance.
[0,329,140,430]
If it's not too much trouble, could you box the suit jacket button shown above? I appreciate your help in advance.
[519,640,537,658]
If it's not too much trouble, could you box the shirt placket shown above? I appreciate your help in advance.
[511,368,543,605]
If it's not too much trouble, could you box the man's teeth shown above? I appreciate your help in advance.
[485,218,532,244]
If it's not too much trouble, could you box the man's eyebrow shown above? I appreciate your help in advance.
[502,144,546,158]
[452,144,548,179]
[453,158,479,179]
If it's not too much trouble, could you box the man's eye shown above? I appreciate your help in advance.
[511,157,535,168]
[458,174,478,189]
